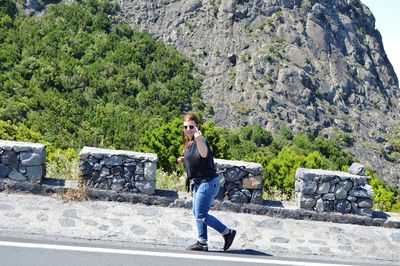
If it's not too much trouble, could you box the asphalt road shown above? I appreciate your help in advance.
[0,235,389,266]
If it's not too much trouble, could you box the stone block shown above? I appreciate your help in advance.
[111,166,123,176]
[296,168,316,181]
[349,185,373,198]
[135,163,144,175]
[102,156,123,166]
[322,193,335,200]
[242,175,263,189]
[224,167,248,182]
[144,162,156,181]
[295,179,302,192]
[356,198,373,208]
[8,170,26,181]
[348,163,365,176]
[323,200,334,212]
[214,158,264,176]
[335,200,351,214]
[300,195,316,209]
[1,150,19,168]
[13,146,32,152]
[250,190,263,204]
[85,157,99,165]
[301,181,317,194]
[135,174,144,181]
[26,165,43,182]
[334,180,353,199]
[241,188,251,198]
[316,181,330,194]
[320,173,336,182]
[0,164,11,178]
[93,163,102,171]
[80,161,92,175]
[135,180,155,195]
[20,152,43,166]
[316,198,324,213]
[124,166,135,181]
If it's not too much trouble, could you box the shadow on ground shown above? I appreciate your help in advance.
[263,200,284,208]
[210,249,272,256]
[155,189,179,199]
[373,211,390,219]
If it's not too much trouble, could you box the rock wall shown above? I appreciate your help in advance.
[78,147,265,203]
[79,147,157,195]
[215,158,264,204]
[0,140,46,183]
[295,163,374,216]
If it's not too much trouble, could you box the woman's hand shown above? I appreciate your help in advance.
[194,126,202,139]
[194,126,208,158]
[177,156,185,164]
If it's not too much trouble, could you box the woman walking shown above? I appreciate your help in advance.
[177,113,236,252]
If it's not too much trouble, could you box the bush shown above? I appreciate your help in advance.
[368,170,400,212]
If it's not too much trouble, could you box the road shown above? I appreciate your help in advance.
[0,236,389,266]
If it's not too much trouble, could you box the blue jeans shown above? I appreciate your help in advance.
[193,176,228,243]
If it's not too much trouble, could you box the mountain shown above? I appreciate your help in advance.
[115,0,400,187]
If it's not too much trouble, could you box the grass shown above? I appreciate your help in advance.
[47,159,80,180]
[58,182,88,201]
[264,186,293,201]
[156,170,186,191]
[46,149,80,180]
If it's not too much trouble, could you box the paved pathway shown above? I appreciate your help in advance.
[0,193,399,264]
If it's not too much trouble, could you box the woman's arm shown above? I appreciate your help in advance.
[194,127,208,158]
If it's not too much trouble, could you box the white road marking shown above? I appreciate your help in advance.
[0,241,354,266]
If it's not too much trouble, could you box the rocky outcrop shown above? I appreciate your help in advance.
[117,0,400,186]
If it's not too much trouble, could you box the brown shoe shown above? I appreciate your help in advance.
[186,241,208,251]
[223,229,236,251]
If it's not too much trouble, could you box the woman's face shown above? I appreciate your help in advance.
[183,120,197,139]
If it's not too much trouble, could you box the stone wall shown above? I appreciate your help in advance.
[79,147,157,195]
[215,159,264,205]
[295,163,374,216]
[0,140,46,183]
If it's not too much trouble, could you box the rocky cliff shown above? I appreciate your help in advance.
[116,0,400,187]
[21,0,400,187]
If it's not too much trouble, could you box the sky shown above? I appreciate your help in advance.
[361,0,400,79]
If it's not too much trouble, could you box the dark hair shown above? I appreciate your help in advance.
[182,113,201,150]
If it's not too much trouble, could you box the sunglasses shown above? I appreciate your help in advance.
[184,125,195,129]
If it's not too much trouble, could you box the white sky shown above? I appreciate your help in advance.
[361,0,400,80]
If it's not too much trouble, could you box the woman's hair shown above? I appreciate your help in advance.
[182,113,201,150]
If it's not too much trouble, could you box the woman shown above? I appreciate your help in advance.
[177,113,236,252]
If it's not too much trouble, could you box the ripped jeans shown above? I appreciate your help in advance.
[193,176,228,243]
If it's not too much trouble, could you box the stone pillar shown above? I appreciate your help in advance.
[295,163,374,216]
[0,140,46,183]
[214,158,264,204]
[79,147,157,195]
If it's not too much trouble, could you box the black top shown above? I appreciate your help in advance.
[184,136,218,183]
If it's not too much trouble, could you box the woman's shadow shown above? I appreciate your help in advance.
[209,249,272,256]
